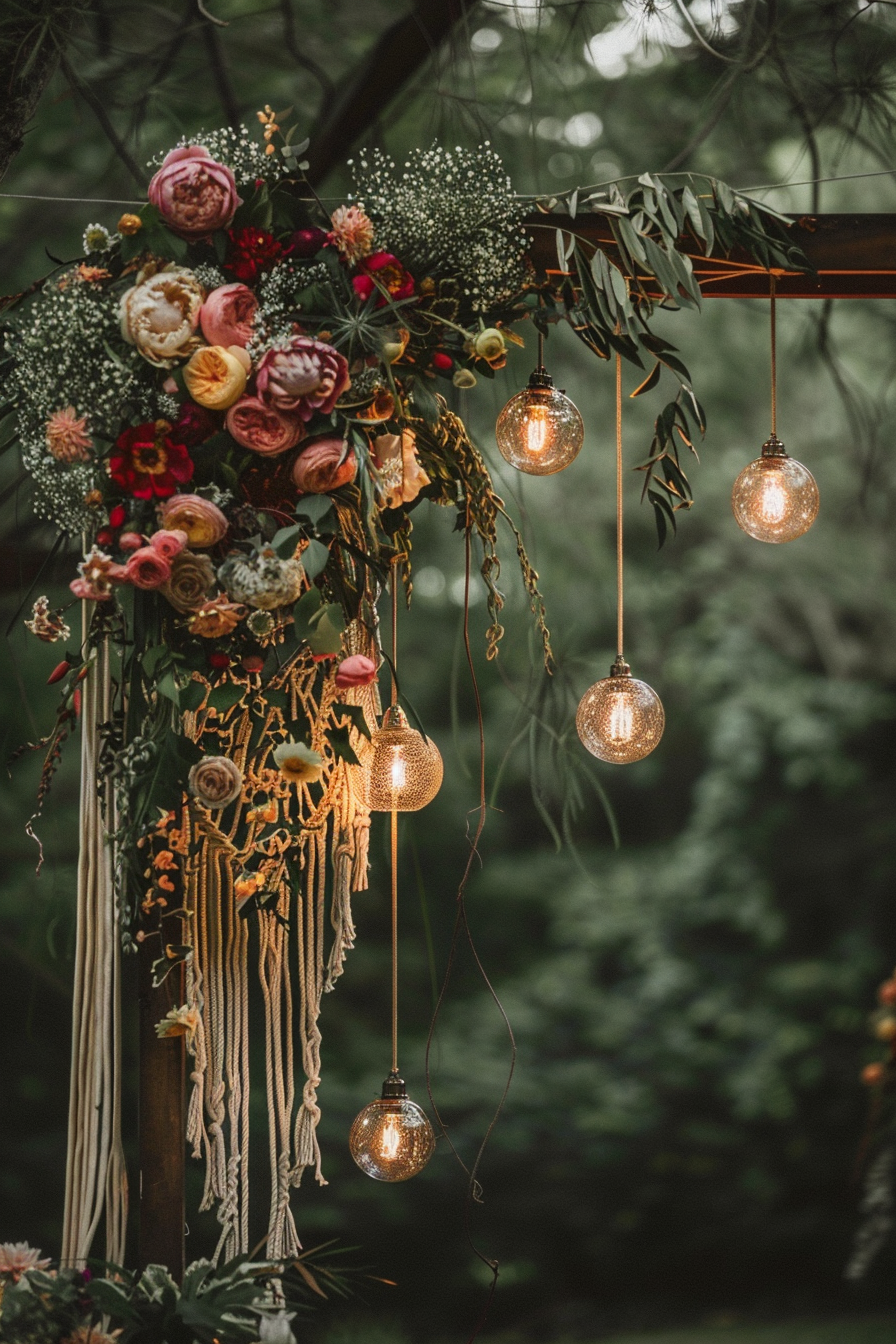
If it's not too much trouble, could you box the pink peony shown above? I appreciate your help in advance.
[292,437,357,494]
[200,283,258,348]
[255,336,350,422]
[46,406,92,463]
[149,528,188,559]
[335,653,378,688]
[328,204,374,263]
[124,546,172,589]
[226,395,305,456]
[148,145,242,239]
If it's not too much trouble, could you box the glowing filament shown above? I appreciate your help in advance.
[390,748,407,791]
[380,1116,402,1160]
[758,470,787,523]
[524,403,549,455]
[608,692,634,743]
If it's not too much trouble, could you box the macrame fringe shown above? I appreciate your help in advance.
[62,631,127,1267]
[182,640,376,1259]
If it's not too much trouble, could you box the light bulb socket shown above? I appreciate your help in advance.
[381,1070,408,1100]
[381,704,410,731]
[609,657,632,678]
[760,433,788,459]
[527,366,555,392]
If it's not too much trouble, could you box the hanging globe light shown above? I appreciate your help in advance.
[349,1071,436,1182]
[733,276,818,544]
[576,658,664,766]
[732,434,818,543]
[495,332,584,475]
[362,704,443,812]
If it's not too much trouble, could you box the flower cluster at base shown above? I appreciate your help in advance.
[0,1242,311,1344]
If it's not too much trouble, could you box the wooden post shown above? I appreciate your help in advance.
[138,921,186,1278]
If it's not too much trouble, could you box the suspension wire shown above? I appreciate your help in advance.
[770,273,777,436]
[537,328,545,371]
[391,805,399,1076]
[616,351,624,661]
[389,553,400,1074]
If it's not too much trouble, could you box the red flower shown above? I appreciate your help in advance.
[174,400,219,448]
[225,227,284,283]
[109,421,194,500]
[352,252,415,307]
[108,504,127,530]
[432,351,453,371]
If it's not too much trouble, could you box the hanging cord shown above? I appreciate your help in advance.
[615,352,624,662]
[425,507,517,1344]
[537,328,545,372]
[390,556,399,709]
[389,554,400,1074]
[770,273,777,436]
[391,807,399,1075]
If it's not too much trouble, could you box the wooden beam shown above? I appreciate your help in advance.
[527,213,896,299]
[138,925,185,1278]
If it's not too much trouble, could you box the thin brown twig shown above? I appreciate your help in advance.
[58,53,147,188]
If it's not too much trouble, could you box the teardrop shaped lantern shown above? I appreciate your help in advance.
[363,703,443,812]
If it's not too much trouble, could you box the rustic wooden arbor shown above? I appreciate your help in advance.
[138,210,896,1278]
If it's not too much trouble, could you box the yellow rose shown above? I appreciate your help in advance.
[184,345,248,409]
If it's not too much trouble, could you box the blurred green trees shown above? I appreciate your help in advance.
[2,2,896,1338]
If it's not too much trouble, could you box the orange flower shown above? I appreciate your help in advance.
[187,596,246,638]
[157,873,176,892]
[362,388,395,422]
[118,213,143,235]
[153,849,176,870]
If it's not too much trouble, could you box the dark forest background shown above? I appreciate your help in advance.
[2,2,896,1339]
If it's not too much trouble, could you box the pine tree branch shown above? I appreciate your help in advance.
[0,1,84,183]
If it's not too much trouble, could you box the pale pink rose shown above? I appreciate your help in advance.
[255,336,350,422]
[120,264,204,367]
[159,494,228,547]
[225,395,305,456]
[335,653,377,688]
[149,528,188,559]
[292,437,357,494]
[46,406,92,463]
[124,546,172,589]
[148,145,242,239]
[200,283,258,348]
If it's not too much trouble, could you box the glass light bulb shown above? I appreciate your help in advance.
[732,437,818,543]
[362,705,443,811]
[576,664,664,765]
[349,1094,435,1182]
[496,380,584,475]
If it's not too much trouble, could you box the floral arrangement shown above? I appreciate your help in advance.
[0,111,799,1271]
[0,1240,351,1343]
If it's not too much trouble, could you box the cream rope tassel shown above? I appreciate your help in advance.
[61,626,126,1267]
